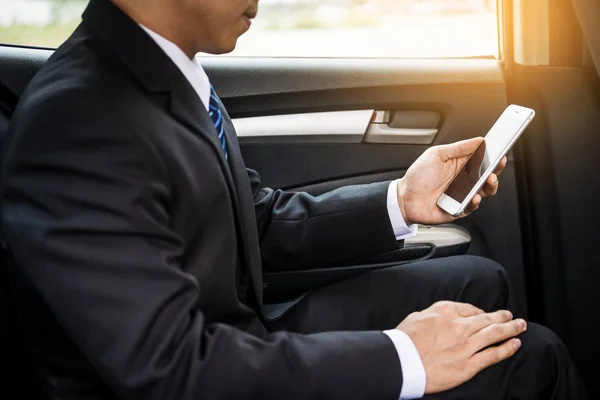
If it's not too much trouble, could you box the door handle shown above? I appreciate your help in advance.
[363,124,438,145]
[363,110,440,145]
[404,224,471,258]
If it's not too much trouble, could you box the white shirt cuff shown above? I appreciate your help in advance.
[387,180,419,241]
[383,329,426,400]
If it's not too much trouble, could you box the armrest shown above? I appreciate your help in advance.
[263,224,471,303]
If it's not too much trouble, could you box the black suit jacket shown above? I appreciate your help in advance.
[0,0,404,399]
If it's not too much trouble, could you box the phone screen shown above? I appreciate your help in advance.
[443,109,531,204]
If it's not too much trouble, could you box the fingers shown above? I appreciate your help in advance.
[462,194,482,216]
[487,173,498,186]
[494,157,508,175]
[479,174,499,198]
[471,318,527,352]
[470,338,522,376]
[438,137,484,161]
[466,310,513,334]
[479,158,507,198]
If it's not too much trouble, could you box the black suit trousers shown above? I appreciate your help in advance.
[269,255,590,400]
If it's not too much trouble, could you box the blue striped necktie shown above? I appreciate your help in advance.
[208,86,228,160]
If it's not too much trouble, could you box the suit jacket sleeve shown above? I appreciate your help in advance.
[249,169,401,272]
[1,93,402,400]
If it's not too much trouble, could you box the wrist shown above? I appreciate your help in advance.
[396,178,412,225]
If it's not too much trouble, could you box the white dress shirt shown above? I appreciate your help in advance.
[140,25,426,400]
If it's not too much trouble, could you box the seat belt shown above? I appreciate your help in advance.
[570,0,600,79]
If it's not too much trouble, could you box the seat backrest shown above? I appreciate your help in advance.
[0,80,18,344]
[0,82,49,398]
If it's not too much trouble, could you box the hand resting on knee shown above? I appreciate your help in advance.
[396,300,526,394]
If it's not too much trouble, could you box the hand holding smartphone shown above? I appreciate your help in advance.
[437,105,535,217]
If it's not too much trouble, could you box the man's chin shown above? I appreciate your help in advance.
[210,38,239,55]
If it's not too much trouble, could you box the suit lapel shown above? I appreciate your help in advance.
[219,106,264,309]
[167,91,239,203]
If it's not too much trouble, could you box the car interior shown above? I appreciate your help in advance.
[1,0,599,398]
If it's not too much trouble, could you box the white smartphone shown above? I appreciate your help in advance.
[437,104,536,217]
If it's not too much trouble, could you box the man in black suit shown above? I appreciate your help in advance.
[0,0,589,399]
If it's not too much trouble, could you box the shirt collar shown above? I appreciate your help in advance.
[139,24,211,111]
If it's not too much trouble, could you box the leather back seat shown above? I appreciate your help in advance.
[0,81,49,398]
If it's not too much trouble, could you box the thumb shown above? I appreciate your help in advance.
[438,137,483,161]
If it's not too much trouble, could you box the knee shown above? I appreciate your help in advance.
[518,323,569,380]
[520,323,567,359]
[451,255,509,310]
[468,256,508,291]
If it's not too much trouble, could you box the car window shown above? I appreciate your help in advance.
[1,0,498,59]
[230,0,499,58]
[0,0,86,49]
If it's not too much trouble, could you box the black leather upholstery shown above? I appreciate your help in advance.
[0,80,17,135]
[0,109,9,138]
[0,82,49,398]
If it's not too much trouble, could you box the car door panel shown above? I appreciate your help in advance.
[208,58,508,189]
[203,58,505,99]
